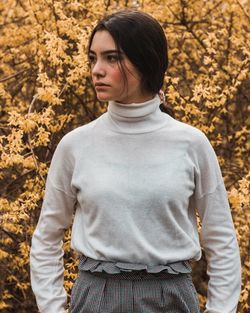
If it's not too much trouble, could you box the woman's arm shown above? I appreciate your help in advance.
[30,136,76,313]
[192,132,241,313]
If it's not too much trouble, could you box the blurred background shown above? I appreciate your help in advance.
[0,0,249,312]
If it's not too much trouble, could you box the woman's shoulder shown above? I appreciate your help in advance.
[59,117,100,144]
[53,117,102,156]
[169,116,209,146]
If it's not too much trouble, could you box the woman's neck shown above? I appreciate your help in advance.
[106,94,171,134]
[114,92,155,105]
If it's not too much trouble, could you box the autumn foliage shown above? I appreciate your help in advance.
[0,0,249,312]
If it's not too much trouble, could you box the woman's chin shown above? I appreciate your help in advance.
[96,93,113,102]
[96,96,111,102]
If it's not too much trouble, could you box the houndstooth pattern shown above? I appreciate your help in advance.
[69,269,200,313]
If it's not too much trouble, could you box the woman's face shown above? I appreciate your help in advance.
[88,30,153,104]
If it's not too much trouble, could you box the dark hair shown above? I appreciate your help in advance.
[88,9,174,117]
[88,9,168,95]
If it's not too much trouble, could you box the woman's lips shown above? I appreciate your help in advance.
[95,84,111,90]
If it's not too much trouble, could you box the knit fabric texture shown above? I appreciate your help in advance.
[30,94,241,313]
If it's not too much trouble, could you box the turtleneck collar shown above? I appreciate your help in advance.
[105,94,170,134]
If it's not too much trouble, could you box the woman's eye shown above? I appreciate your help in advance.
[107,55,119,63]
[88,55,96,65]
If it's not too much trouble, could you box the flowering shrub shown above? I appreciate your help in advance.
[0,0,249,312]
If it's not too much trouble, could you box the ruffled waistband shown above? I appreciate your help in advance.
[78,255,192,275]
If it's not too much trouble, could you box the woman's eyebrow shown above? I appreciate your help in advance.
[88,49,123,55]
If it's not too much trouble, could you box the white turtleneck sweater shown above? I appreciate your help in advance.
[30,94,241,313]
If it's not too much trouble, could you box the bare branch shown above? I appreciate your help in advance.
[58,83,68,98]
[201,0,224,19]
[1,228,19,243]
[0,15,29,29]
[236,0,250,23]
[0,69,30,83]
[27,93,45,184]
[224,12,234,66]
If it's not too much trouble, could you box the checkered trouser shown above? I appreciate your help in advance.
[69,270,200,313]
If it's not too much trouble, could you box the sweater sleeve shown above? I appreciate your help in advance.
[191,131,241,313]
[30,136,76,313]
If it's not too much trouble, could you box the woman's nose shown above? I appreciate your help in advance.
[92,60,105,77]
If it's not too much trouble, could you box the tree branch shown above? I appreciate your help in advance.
[27,93,45,184]
[0,69,30,83]
[236,0,250,23]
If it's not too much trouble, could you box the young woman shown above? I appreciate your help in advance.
[30,10,241,313]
